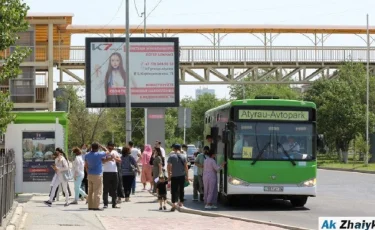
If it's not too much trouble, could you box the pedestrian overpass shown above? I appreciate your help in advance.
[1,13,375,110]
[58,45,374,85]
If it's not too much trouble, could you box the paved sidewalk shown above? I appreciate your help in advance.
[18,179,285,230]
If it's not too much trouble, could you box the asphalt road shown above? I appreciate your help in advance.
[182,168,375,230]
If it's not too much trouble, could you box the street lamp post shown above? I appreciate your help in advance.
[125,0,132,144]
[144,0,148,145]
[365,14,370,165]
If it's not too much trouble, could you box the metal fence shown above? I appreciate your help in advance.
[0,149,16,226]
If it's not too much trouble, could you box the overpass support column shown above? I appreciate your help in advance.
[48,23,54,111]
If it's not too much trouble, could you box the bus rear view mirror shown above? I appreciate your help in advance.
[222,130,230,143]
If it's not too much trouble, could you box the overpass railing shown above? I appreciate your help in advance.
[1,45,375,64]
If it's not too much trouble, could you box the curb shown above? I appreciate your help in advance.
[148,191,309,230]
[0,202,23,230]
[178,206,310,230]
[318,167,375,174]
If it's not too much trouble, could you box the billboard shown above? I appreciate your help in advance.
[22,131,56,182]
[85,37,180,108]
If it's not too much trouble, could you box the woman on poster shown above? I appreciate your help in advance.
[103,52,137,105]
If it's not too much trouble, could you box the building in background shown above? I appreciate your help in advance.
[195,87,215,99]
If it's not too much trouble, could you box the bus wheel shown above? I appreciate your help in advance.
[290,196,308,207]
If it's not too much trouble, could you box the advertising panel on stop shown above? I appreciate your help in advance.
[85,37,180,108]
[22,131,56,182]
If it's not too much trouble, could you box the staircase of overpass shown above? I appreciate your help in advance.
[1,13,375,111]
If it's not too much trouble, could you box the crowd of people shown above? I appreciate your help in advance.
[43,137,226,211]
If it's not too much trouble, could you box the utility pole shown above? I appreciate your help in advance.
[183,107,186,144]
[365,14,370,165]
[143,0,148,145]
[125,0,132,144]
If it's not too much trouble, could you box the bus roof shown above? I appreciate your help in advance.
[206,99,316,114]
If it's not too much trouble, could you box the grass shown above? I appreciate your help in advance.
[318,162,375,171]
[317,153,375,171]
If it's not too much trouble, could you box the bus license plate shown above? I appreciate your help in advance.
[264,186,284,192]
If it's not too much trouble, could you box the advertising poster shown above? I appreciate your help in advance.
[22,132,55,182]
[85,37,180,108]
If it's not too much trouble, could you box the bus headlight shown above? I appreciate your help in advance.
[228,176,249,186]
[298,178,316,187]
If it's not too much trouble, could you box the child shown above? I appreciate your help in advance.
[156,176,168,210]
[192,151,200,201]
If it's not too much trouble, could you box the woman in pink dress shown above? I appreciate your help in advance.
[203,150,226,209]
[140,144,153,190]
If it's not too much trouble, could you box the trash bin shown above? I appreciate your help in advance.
[54,88,69,112]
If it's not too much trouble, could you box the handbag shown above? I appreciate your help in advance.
[129,156,138,174]
[130,164,138,173]
[62,159,73,181]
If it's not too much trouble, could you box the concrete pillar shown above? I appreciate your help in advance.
[146,108,166,148]
[48,23,54,111]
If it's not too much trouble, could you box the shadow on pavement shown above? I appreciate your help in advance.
[62,209,89,212]
[16,195,33,203]
[182,193,310,212]
[147,209,173,213]
[134,200,158,204]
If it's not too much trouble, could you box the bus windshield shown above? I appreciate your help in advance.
[232,122,315,161]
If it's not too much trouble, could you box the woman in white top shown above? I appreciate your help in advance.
[71,147,88,204]
[44,148,70,207]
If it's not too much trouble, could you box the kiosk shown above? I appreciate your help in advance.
[5,112,68,193]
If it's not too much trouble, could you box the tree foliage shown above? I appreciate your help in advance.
[103,108,145,147]
[65,90,227,149]
[179,94,228,144]
[60,86,109,150]
[304,62,375,158]
[228,76,301,100]
[0,0,31,131]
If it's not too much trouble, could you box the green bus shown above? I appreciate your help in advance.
[204,96,322,207]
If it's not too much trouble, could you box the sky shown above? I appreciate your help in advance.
[24,0,375,100]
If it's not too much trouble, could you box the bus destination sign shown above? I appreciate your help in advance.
[238,110,309,121]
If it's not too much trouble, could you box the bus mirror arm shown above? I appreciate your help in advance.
[227,122,236,129]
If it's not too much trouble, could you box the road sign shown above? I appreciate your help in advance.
[178,107,191,128]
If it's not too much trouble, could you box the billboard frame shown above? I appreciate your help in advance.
[85,37,180,108]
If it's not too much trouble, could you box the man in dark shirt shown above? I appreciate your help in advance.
[167,144,188,211]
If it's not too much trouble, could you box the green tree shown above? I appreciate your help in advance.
[165,108,182,148]
[304,63,375,163]
[103,108,145,147]
[59,86,109,149]
[179,94,228,144]
[0,0,31,131]
[228,76,301,100]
